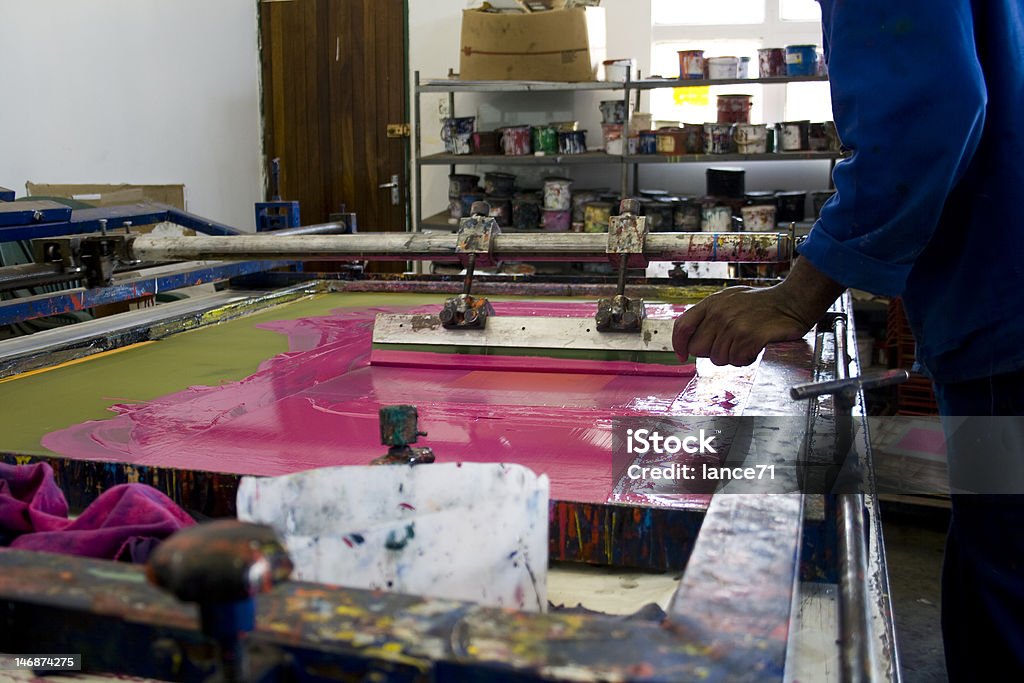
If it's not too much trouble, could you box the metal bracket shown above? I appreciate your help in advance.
[597,199,647,333]
[32,234,133,288]
[439,202,499,329]
[371,405,436,466]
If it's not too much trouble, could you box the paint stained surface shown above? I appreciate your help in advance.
[7,295,756,509]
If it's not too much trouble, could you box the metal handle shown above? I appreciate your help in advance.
[378,174,400,205]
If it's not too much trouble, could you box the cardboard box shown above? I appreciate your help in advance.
[26,182,186,210]
[459,7,606,82]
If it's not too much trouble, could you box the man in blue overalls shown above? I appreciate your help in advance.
[672,2,1024,678]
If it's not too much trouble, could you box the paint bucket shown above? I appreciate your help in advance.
[448,173,479,198]
[703,122,734,154]
[645,200,676,232]
[807,122,831,151]
[484,172,516,196]
[441,116,475,155]
[638,130,658,155]
[702,204,734,232]
[706,56,740,80]
[733,123,768,154]
[717,94,752,124]
[739,204,777,231]
[571,189,602,223]
[674,198,702,230]
[656,127,687,155]
[459,192,485,219]
[745,191,777,207]
[541,208,571,232]
[543,177,573,210]
[486,196,513,227]
[471,131,500,155]
[449,196,464,221]
[823,121,841,151]
[706,167,746,198]
[785,45,818,76]
[810,189,836,218]
[678,50,705,79]
[603,58,637,82]
[629,112,653,135]
[557,130,588,155]
[599,100,626,124]
[602,123,624,155]
[499,125,532,156]
[639,188,669,200]
[583,201,613,233]
[680,124,704,154]
[512,193,542,231]
[775,191,807,223]
[737,56,751,78]
[531,125,558,155]
[552,121,580,132]
[779,120,810,151]
[758,48,787,77]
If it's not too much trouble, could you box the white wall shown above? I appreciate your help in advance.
[407,0,831,223]
[0,0,263,231]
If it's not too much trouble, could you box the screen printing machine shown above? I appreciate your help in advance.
[0,191,908,682]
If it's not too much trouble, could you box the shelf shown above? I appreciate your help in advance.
[418,78,625,93]
[419,151,621,166]
[629,75,829,90]
[421,211,458,231]
[624,151,844,164]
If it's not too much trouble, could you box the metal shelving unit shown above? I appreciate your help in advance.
[412,70,837,233]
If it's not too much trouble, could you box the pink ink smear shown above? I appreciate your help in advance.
[42,302,755,509]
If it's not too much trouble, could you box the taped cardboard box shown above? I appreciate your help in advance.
[459,7,606,82]
[26,182,185,210]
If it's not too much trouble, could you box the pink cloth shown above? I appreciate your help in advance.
[0,462,195,562]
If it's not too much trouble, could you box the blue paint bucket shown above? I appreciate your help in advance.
[785,45,818,76]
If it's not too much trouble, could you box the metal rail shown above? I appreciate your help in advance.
[127,231,792,264]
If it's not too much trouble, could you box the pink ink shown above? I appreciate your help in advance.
[42,302,751,509]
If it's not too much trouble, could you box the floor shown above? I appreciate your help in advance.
[881,501,950,682]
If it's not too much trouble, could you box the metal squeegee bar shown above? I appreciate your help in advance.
[128,231,792,264]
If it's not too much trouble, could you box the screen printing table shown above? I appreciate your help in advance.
[0,279,899,682]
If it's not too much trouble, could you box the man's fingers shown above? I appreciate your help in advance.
[672,304,707,360]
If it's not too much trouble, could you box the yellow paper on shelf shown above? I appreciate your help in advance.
[674,86,710,106]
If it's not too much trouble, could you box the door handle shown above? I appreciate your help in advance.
[378,174,400,205]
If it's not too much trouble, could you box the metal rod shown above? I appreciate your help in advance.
[463,252,476,295]
[270,221,350,237]
[616,253,628,296]
[128,231,792,264]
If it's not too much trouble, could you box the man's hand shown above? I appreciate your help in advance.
[672,259,846,366]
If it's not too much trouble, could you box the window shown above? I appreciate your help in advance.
[649,0,831,125]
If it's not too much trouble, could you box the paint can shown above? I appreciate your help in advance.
[602,123,624,155]
[441,116,475,155]
[531,125,558,155]
[808,122,831,151]
[571,189,602,223]
[543,177,573,210]
[541,208,571,232]
[599,100,626,124]
[706,167,746,198]
[785,45,819,76]
[779,120,810,151]
[717,94,752,124]
[448,196,464,221]
[706,56,740,80]
[512,192,542,231]
[737,57,753,79]
[552,121,580,132]
[638,130,659,155]
[678,50,705,79]
[644,200,676,232]
[745,191,777,207]
[758,48,787,77]
[471,131,500,155]
[680,123,704,153]
[823,121,841,151]
[499,125,532,156]
[703,122,734,154]
[739,204,777,231]
[484,172,516,196]
[557,130,588,155]
[629,112,653,135]
[702,204,734,232]
[775,191,807,223]
[639,188,669,200]
[656,127,687,155]
[733,123,769,154]
[448,173,479,198]
[459,192,485,219]
[486,196,513,227]
[603,58,637,82]
[674,197,701,230]
[583,201,613,233]
[810,189,837,218]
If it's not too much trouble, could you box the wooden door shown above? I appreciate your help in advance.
[260,0,408,235]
